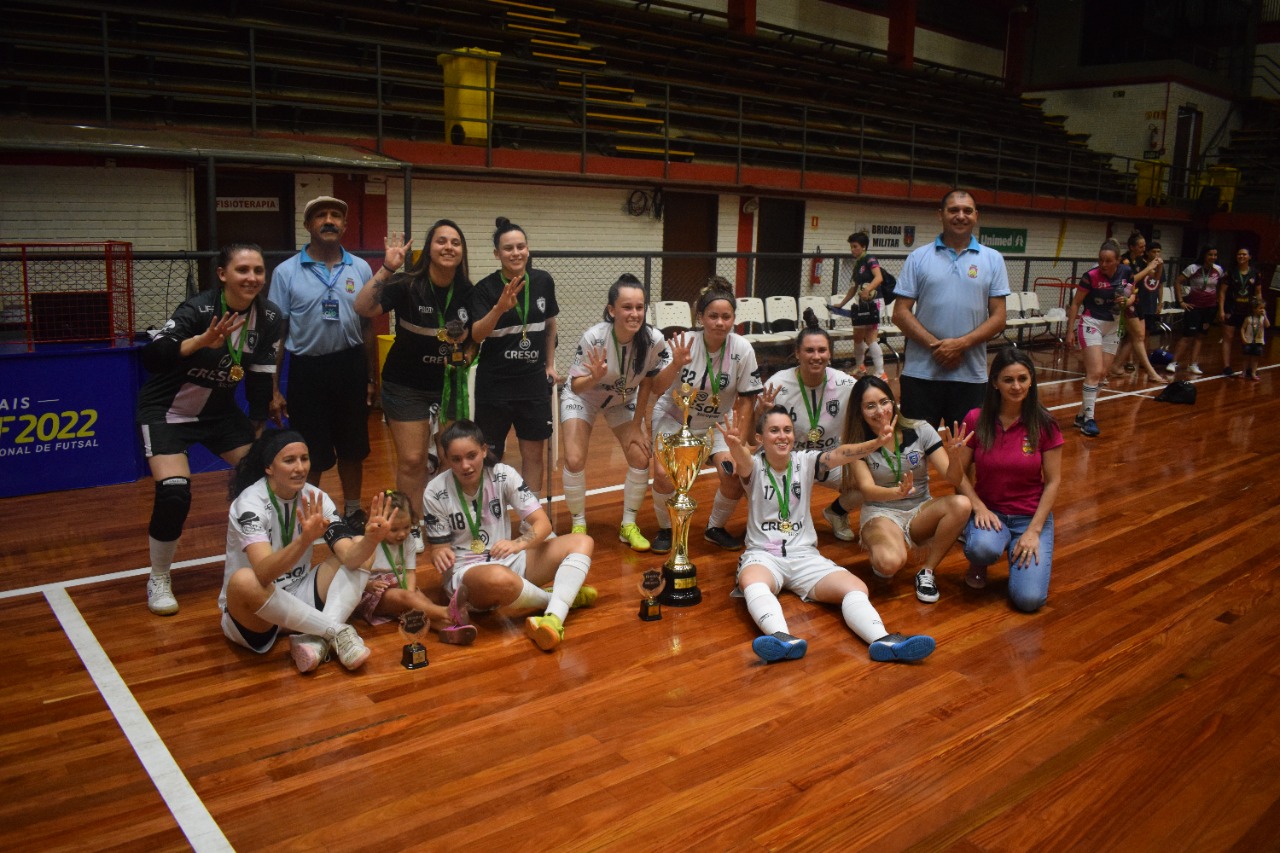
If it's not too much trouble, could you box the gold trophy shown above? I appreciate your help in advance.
[653,382,715,606]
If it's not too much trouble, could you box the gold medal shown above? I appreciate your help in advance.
[709,394,720,409]
[229,365,244,381]
[778,520,792,533]
[807,427,821,443]
[437,329,448,342]
[470,539,485,554]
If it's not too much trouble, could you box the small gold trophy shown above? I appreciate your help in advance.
[638,568,666,621]
[399,609,429,669]
[653,382,715,606]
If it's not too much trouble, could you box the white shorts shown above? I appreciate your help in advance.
[560,387,637,430]
[445,551,527,598]
[652,415,728,457]
[737,546,846,601]
[221,566,320,653]
[859,501,927,550]
[1079,316,1121,355]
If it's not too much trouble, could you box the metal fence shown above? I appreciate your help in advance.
[102,249,1120,377]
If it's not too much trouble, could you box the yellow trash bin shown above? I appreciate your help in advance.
[1134,160,1166,206]
[1207,165,1239,211]
[437,48,499,146]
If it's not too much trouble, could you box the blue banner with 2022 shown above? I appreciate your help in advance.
[0,344,147,497]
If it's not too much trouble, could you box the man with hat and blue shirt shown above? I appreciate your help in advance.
[270,195,404,531]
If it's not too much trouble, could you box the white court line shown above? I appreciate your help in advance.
[44,588,233,853]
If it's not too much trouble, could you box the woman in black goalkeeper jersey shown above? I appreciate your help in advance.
[135,243,285,618]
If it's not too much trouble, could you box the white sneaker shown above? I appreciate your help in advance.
[331,624,371,670]
[290,634,328,673]
[1165,361,1178,374]
[410,526,425,554]
[1189,363,1203,375]
[146,574,179,616]
[822,506,855,541]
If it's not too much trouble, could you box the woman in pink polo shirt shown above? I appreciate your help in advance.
[947,347,1062,612]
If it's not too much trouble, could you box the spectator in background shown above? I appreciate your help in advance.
[893,190,1010,427]
[270,195,401,532]
[1167,246,1223,376]
[1218,247,1262,378]
[834,231,887,380]
[1111,230,1169,384]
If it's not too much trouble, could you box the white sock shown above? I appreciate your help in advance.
[854,340,868,368]
[321,566,369,623]
[511,578,551,611]
[652,486,675,529]
[708,490,739,529]
[148,536,178,578]
[255,588,341,638]
[840,589,886,644]
[622,466,649,526]
[545,552,592,622]
[869,340,885,373]
[1082,384,1098,419]
[563,466,587,524]
[744,581,788,636]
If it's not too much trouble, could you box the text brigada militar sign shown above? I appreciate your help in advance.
[216,197,280,212]
[866,225,917,249]
[978,227,1027,253]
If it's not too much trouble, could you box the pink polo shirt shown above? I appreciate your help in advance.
[962,408,1063,516]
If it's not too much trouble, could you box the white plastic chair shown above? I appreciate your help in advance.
[735,297,789,344]
[652,300,692,337]
[764,295,799,334]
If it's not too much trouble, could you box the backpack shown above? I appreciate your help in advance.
[879,270,897,304]
[1155,380,1196,404]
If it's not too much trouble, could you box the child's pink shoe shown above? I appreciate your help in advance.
[439,584,477,645]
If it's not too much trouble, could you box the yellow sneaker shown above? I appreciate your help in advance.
[542,584,597,609]
[571,522,588,534]
[617,523,651,552]
[525,613,564,651]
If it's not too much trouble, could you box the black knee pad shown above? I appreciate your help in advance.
[149,476,192,541]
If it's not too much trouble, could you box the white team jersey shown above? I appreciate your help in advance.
[220,480,338,609]
[371,539,417,574]
[861,422,943,511]
[769,367,856,452]
[652,331,763,428]
[566,322,671,409]
[743,449,823,552]
[422,463,541,566]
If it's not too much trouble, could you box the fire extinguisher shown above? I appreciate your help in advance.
[809,247,824,285]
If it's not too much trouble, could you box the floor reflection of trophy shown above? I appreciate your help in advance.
[399,609,429,669]
[654,382,715,606]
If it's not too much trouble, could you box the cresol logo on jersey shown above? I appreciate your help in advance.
[0,351,145,497]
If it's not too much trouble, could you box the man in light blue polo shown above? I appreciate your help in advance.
[892,189,1009,427]
[269,195,379,530]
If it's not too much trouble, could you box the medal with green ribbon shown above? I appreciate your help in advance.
[878,432,903,485]
[381,541,408,589]
[611,327,627,380]
[704,338,726,408]
[265,482,296,546]
[219,291,249,381]
[431,281,454,341]
[797,368,826,445]
[441,352,476,421]
[504,270,531,343]
[765,457,794,534]
[453,475,486,554]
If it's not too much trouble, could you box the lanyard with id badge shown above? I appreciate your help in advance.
[310,262,347,322]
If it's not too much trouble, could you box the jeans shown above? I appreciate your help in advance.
[963,512,1054,612]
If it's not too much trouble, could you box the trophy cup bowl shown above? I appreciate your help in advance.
[399,609,429,669]
[654,411,715,607]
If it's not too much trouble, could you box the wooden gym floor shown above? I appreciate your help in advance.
[2,341,1279,852]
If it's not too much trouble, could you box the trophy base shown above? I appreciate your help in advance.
[658,573,702,606]
[401,642,429,669]
[638,597,663,621]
